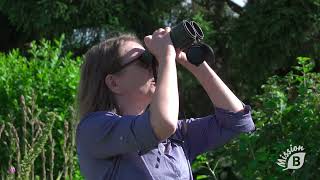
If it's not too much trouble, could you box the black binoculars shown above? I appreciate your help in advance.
[142,20,214,67]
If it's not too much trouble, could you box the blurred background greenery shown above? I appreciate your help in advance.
[0,0,319,179]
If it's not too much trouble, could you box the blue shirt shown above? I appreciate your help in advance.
[76,104,255,180]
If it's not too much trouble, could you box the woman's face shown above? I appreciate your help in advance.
[115,40,156,101]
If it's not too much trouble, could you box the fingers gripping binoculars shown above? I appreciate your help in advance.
[142,20,214,67]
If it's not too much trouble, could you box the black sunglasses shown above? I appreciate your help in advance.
[110,53,158,81]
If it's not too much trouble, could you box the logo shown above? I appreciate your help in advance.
[276,145,306,171]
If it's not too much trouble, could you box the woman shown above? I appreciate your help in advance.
[76,27,255,180]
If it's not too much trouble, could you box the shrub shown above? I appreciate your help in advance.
[0,36,82,179]
[192,57,320,179]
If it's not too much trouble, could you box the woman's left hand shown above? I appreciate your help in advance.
[176,50,189,66]
[176,50,200,74]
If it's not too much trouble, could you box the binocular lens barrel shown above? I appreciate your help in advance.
[170,20,196,50]
[191,21,204,40]
[169,20,204,50]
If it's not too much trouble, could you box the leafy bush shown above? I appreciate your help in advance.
[192,57,320,179]
[0,36,82,179]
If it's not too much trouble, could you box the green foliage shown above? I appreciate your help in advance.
[0,0,185,54]
[228,0,320,98]
[0,35,81,118]
[0,36,81,178]
[20,112,56,179]
[192,57,320,179]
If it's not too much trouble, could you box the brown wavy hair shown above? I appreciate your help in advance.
[77,33,142,120]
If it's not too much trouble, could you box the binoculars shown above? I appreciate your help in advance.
[142,20,214,67]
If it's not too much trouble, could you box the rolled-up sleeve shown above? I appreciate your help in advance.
[215,104,256,133]
[180,104,255,161]
[76,110,160,159]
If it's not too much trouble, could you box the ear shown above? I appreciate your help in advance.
[105,74,121,94]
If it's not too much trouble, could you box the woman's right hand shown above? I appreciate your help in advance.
[145,27,179,141]
[144,27,176,62]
